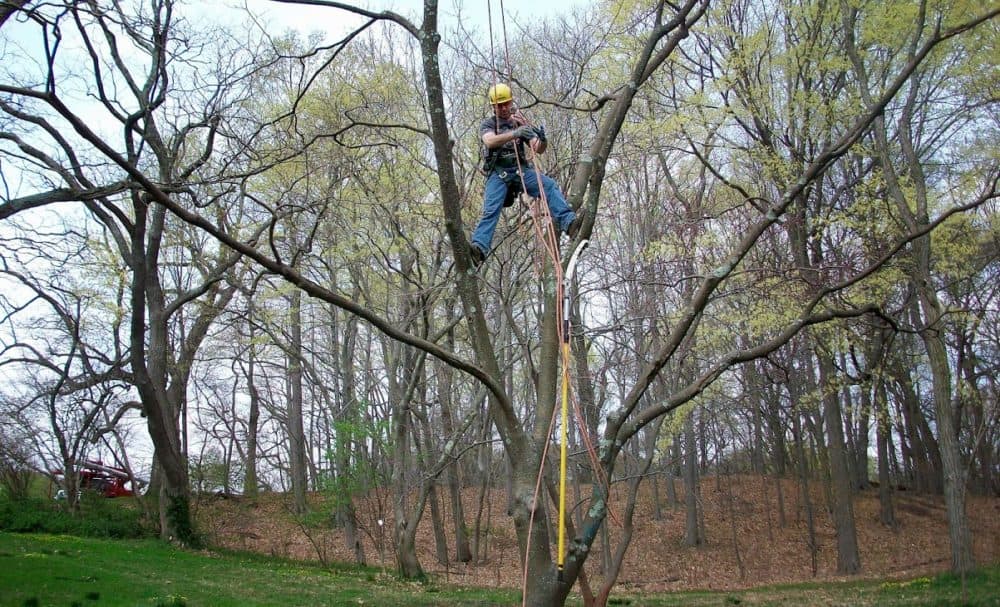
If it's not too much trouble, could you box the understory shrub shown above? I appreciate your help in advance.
[0,494,151,539]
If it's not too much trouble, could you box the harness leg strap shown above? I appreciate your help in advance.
[498,170,523,208]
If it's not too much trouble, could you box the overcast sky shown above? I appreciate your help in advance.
[203,0,586,39]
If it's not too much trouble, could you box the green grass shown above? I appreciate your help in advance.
[0,532,516,606]
[612,565,1000,606]
[0,532,996,607]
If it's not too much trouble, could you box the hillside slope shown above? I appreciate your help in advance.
[196,475,999,593]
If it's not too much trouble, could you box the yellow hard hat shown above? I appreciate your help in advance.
[487,83,513,105]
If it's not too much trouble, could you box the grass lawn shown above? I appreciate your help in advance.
[607,566,1000,606]
[0,532,515,606]
[0,532,996,606]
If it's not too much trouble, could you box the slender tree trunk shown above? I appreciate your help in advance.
[892,365,941,492]
[959,333,993,495]
[724,463,746,580]
[682,413,703,547]
[772,471,787,529]
[428,479,450,566]
[791,403,818,576]
[651,468,664,521]
[593,439,656,606]
[244,324,260,498]
[471,405,492,564]
[875,370,897,528]
[667,439,680,509]
[416,397,451,568]
[287,289,308,515]
[854,388,872,491]
[745,361,766,475]
[437,319,472,562]
[839,362,869,491]
[334,300,365,564]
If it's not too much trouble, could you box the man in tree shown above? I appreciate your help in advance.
[469,83,584,266]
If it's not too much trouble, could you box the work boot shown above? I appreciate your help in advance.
[469,243,486,268]
[566,209,586,239]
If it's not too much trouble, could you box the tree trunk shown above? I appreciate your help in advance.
[682,413,703,547]
[427,480,450,566]
[334,300,365,564]
[817,353,861,574]
[958,332,993,496]
[244,325,260,498]
[746,362,766,475]
[287,289,308,515]
[412,387,450,568]
[891,363,942,492]
[593,433,659,606]
[791,403,818,576]
[666,439,680,509]
[651,469,664,521]
[130,199,193,545]
[923,322,975,573]
[874,371,897,528]
[390,383,424,579]
[437,319,472,563]
[839,358,869,490]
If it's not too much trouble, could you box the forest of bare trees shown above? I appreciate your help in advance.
[1,1,997,606]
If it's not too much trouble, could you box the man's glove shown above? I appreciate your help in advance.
[534,125,547,143]
[511,125,536,140]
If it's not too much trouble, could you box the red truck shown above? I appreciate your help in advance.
[53,460,142,498]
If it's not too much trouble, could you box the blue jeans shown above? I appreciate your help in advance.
[471,167,575,253]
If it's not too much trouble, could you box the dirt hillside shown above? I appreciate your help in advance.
[195,475,999,593]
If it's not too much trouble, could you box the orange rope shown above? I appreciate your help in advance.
[484,2,612,601]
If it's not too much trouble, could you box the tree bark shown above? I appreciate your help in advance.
[244,321,260,498]
[437,315,472,563]
[817,353,861,574]
[791,401,819,576]
[682,413,703,547]
[334,298,365,564]
[287,289,308,515]
[874,364,897,528]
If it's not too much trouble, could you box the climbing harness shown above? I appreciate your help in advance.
[497,169,524,208]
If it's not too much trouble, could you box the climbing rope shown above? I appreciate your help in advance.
[483,1,612,600]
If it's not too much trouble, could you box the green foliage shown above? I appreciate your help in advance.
[320,403,391,511]
[930,213,990,281]
[190,447,238,495]
[0,436,38,502]
[0,496,149,539]
[0,462,33,502]
[293,509,333,530]
[165,493,200,548]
